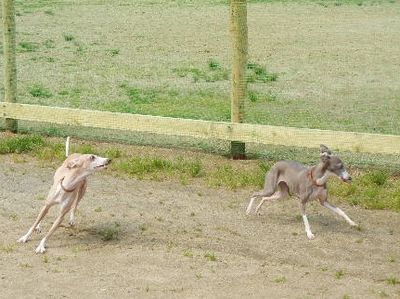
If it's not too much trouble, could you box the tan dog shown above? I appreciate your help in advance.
[18,139,111,253]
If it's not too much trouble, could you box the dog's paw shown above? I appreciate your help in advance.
[68,219,76,226]
[17,235,29,243]
[349,221,358,227]
[34,225,41,234]
[35,243,46,254]
[307,232,315,240]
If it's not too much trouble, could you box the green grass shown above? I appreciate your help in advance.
[386,276,400,285]
[204,252,217,261]
[0,135,45,154]
[0,134,399,211]
[173,59,229,82]
[7,0,399,136]
[96,222,121,241]
[28,84,53,98]
[18,42,40,52]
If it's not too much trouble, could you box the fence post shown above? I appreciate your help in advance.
[2,0,18,132]
[230,0,248,159]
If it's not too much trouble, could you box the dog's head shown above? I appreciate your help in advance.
[66,154,111,175]
[320,145,351,183]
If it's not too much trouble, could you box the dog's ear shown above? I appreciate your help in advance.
[320,144,332,163]
[67,158,82,169]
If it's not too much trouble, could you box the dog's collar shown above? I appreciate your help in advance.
[308,167,326,187]
[60,177,77,193]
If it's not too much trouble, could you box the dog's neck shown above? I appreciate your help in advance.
[60,170,90,192]
[309,164,331,187]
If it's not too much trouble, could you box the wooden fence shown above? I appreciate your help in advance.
[1,102,399,155]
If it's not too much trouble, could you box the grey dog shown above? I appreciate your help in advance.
[246,145,357,239]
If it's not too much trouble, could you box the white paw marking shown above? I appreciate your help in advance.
[18,235,29,243]
[35,243,46,254]
[307,232,315,240]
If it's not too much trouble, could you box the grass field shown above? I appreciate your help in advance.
[0,0,399,135]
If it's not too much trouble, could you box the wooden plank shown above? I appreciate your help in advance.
[1,102,400,155]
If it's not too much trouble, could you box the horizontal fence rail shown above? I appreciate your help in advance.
[1,102,399,155]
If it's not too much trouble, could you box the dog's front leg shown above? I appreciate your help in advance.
[18,203,53,243]
[300,202,315,240]
[35,208,69,254]
[323,201,357,226]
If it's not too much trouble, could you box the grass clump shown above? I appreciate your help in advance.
[335,270,345,279]
[247,62,278,83]
[63,33,75,42]
[204,252,217,261]
[18,41,39,52]
[97,222,121,241]
[386,276,400,285]
[0,135,44,154]
[274,276,287,283]
[173,59,229,83]
[116,156,203,180]
[28,84,52,98]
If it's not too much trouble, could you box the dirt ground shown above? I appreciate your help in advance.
[0,157,399,299]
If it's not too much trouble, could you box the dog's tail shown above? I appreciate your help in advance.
[65,136,70,157]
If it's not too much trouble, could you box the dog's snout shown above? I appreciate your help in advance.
[348,176,352,181]
[106,158,112,164]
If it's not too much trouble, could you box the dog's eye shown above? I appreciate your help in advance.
[90,155,95,161]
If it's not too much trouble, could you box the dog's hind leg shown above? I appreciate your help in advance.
[247,168,280,214]
[69,180,87,226]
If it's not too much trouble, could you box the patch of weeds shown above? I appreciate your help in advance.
[104,148,122,159]
[363,170,389,186]
[386,276,400,285]
[28,84,52,98]
[335,270,345,279]
[96,222,121,241]
[204,252,217,262]
[94,207,102,212]
[248,90,277,103]
[208,164,265,189]
[74,41,86,54]
[35,195,46,201]
[116,156,202,181]
[42,255,49,263]
[74,144,97,154]
[388,256,396,263]
[342,295,350,299]
[35,142,64,161]
[107,48,120,57]
[18,41,39,52]
[173,59,229,83]
[183,250,193,258]
[274,276,287,283]
[44,10,54,16]
[247,62,278,83]
[63,33,75,42]
[19,263,33,268]
[0,135,44,154]
[43,39,56,49]
[195,273,202,279]
[124,86,157,104]
[0,244,16,253]
[9,213,19,221]
[138,223,148,232]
